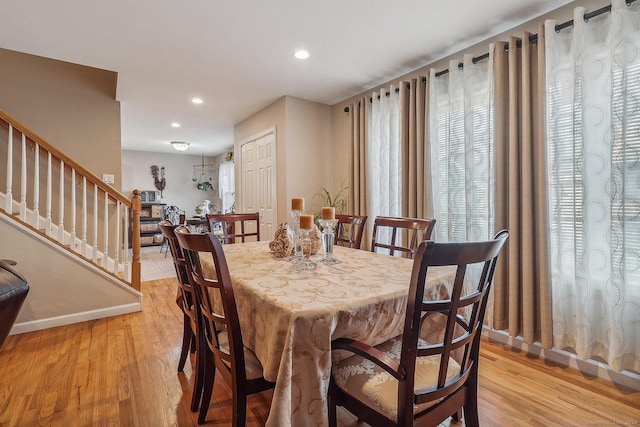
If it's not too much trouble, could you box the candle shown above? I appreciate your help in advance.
[299,214,314,230]
[291,197,305,211]
[321,207,335,220]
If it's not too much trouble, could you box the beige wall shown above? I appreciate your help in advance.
[121,150,230,216]
[0,217,141,328]
[0,48,122,189]
[234,96,332,224]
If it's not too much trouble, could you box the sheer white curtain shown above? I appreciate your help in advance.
[545,0,640,373]
[429,55,495,244]
[367,86,401,250]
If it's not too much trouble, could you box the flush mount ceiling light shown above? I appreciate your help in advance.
[294,50,309,59]
[171,141,190,151]
[191,97,203,104]
[171,122,181,128]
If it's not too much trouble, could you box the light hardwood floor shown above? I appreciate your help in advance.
[1,274,638,426]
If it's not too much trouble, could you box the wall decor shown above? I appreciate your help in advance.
[150,165,166,197]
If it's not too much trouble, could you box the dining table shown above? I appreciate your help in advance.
[200,240,456,427]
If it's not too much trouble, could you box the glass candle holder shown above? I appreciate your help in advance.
[318,219,341,265]
[289,209,304,264]
[295,228,317,271]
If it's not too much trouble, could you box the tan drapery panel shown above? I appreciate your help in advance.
[492,28,552,347]
[347,98,369,246]
[400,78,430,220]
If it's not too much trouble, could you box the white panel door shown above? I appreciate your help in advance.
[241,141,257,213]
[240,129,277,241]
[257,132,276,240]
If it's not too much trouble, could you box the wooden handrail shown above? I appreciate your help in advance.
[0,109,131,206]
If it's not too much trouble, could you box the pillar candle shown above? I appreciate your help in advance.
[299,214,314,230]
[291,197,305,211]
[321,207,335,220]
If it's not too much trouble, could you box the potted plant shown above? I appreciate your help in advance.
[313,182,348,223]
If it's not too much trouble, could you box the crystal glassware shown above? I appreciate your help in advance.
[318,218,341,265]
[289,209,304,264]
[295,228,317,271]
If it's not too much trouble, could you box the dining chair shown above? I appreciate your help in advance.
[334,214,368,249]
[370,216,436,259]
[158,222,204,412]
[206,212,260,244]
[328,230,509,427]
[175,229,275,426]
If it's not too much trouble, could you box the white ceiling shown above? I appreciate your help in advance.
[0,0,572,156]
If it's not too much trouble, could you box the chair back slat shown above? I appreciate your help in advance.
[370,216,436,259]
[335,214,368,249]
[206,212,260,244]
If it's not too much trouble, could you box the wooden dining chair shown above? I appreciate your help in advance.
[206,212,260,244]
[334,214,368,249]
[328,230,509,427]
[175,229,275,426]
[158,222,204,412]
[370,216,436,259]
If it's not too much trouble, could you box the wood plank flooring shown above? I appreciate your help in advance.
[0,276,638,426]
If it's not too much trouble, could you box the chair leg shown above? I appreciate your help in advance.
[463,371,480,427]
[177,314,191,372]
[192,333,207,414]
[232,390,247,427]
[191,335,205,412]
[198,350,215,423]
[328,392,337,427]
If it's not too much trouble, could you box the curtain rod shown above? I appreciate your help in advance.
[345,0,635,112]
[434,0,634,78]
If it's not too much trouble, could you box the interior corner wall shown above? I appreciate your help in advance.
[0,48,122,190]
[234,96,332,224]
[283,96,332,217]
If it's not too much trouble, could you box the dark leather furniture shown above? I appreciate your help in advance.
[0,260,29,349]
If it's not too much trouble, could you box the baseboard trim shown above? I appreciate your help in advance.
[9,302,142,335]
[484,328,640,391]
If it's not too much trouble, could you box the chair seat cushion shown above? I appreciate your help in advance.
[332,336,461,421]
[218,330,264,380]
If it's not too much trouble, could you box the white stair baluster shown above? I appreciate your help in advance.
[58,159,65,243]
[5,124,13,213]
[70,168,77,246]
[93,183,98,263]
[46,151,52,236]
[33,143,40,230]
[20,133,27,221]
[82,176,87,256]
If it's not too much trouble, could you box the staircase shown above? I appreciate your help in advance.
[1,109,144,333]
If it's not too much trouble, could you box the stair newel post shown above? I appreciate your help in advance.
[131,189,142,291]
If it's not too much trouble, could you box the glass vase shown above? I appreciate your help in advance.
[295,228,317,271]
[318,219,341,265]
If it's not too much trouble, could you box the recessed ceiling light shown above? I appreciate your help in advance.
[294,50,309,59]
[171,122,181,128]
[192,97,203,104]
